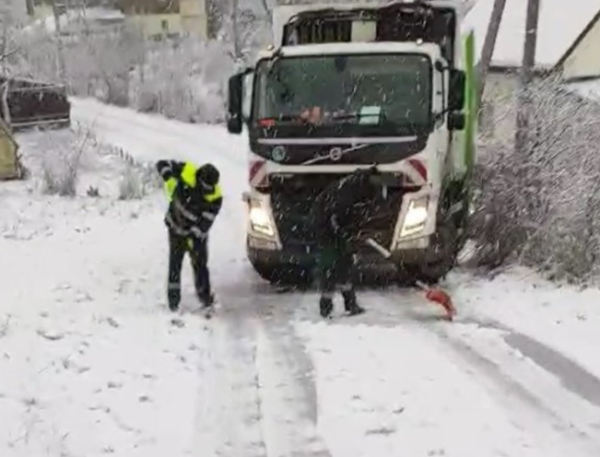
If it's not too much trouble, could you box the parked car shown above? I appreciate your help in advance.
[0,77,71,131]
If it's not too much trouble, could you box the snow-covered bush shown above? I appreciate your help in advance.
[118,163,145,200]
[130,39,234,124]
[469,75,600,283]
[21,125,160,199]
[114,148,162,200]
[40,126,92,197]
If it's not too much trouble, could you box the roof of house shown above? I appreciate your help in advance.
[462,0,600,69]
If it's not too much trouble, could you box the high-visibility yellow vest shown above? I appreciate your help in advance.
[164,162,222,203]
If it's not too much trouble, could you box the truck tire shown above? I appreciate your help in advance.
[445,179,471,255]
[405,222,459,285]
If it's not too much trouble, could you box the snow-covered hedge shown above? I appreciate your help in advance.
[13,25,235,124]
[18,124,160,199]
[469,75,600,284]
[129,38,235,124]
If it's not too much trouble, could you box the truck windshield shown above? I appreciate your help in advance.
[253,53,431,128]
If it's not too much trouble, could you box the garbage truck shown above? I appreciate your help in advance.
[226,0,477,285]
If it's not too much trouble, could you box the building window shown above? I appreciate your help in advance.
[161,19,169,32]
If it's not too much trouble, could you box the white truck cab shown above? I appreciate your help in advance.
[227,1,477,285]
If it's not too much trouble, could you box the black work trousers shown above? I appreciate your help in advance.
[318,249,357,309]
[167,230,212,304]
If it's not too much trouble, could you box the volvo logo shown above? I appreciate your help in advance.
[329,147,343,161]
[271,146,286,161]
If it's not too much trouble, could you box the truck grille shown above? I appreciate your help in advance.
[269,174,405,250]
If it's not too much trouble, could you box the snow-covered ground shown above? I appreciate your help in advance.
[1,98,600,456]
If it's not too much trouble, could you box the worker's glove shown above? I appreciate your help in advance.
[329,215,341,232]
[165,213,190,236]
[189,226,207,241]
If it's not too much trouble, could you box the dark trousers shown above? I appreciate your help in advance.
[167,230,212,305]
[318,249,357,309]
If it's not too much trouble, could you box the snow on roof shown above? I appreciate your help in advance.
[462,0,600,68]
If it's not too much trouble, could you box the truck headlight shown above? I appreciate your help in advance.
[399,197,429,238]
[249,202,275,237]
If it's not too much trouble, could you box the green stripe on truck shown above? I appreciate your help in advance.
[463,30,477,179]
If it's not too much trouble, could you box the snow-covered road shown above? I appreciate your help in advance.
[1,97,600,456]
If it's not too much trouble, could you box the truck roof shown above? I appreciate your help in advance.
[272,0,464,45]
[257,41,441,60]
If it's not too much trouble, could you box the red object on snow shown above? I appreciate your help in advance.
[414,281,456,321]
[425,288,456,321]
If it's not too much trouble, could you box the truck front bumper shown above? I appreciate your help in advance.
[247,236,429,272]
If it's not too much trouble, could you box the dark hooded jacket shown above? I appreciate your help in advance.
[312,167,381,251]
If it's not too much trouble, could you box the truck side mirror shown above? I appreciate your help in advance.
[449,69,466,111]
[448,111,465,131]
[227,73,244,134]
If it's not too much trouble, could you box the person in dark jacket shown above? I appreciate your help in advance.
[156,159,223,312]
[312,165,383,318]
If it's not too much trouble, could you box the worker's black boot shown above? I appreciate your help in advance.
[168,286,181,312]
[196,286,215,309]
[319,296,334,318]
[342,290,365,316]
[200,291,215,309]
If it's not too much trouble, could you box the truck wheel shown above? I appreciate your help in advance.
[251,262,312,287]
[406,223,459,285]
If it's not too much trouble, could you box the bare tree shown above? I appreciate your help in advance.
[0,2,20,67]
[51,0,68,83]
[208,0,272,63]
[0,1,19,127]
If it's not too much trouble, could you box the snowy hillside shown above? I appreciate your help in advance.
[2,99,600,456]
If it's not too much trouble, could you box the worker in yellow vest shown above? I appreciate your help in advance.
[156,159,223,312]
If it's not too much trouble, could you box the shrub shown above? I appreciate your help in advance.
[469,75,600,284]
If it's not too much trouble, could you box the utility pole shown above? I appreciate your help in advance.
[231,0,241,61]
[0,1,13,128]
[515,0,540,154]
[52,0,67,84]
[476,0,506,106]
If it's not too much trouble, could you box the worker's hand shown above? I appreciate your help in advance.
[190,226,207,241]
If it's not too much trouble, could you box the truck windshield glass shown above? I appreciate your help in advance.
[254,53,431,127]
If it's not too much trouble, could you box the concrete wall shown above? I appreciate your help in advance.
[180,0,208,39]
[479,71,520,142]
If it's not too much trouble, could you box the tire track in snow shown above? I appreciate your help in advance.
[191,312,267,457]
[188,271,270,456]
[373,293,600,456]
[253,290,333,457]
[191,279,331,457]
